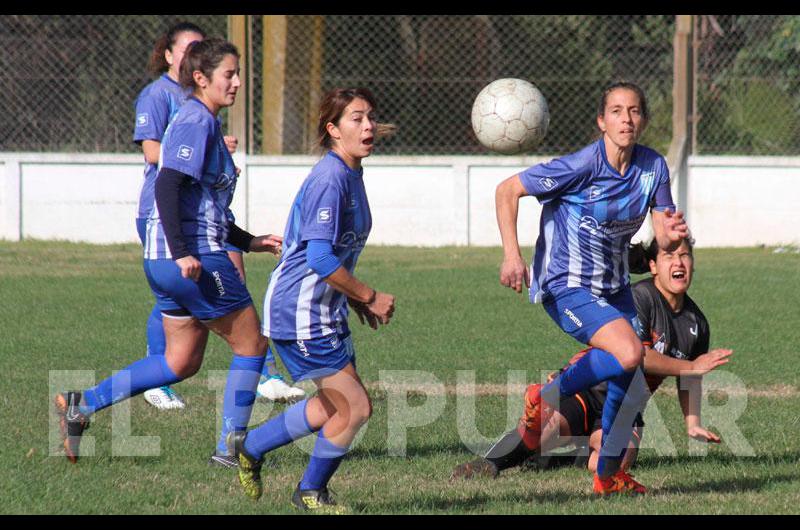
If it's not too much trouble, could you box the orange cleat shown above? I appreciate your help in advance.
[593,469,647,496]
[54,391,90,463]
[517,383,555,451]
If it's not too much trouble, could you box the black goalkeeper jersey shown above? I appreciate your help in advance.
[632,278,710,393]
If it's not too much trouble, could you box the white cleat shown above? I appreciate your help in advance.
[257,375,306,403]
[143,386,186,410]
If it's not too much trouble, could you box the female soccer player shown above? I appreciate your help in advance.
[452,236,733,480]
[133,23,304,414]
[494,81,689,495]
[226,87,395,513]
[55,38,282,466]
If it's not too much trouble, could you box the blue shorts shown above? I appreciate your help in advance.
[143,251,253,321]
[137,217,241,254]
[271,332,356,382]
[542,287,641,345]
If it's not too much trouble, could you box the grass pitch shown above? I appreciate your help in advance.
[0,241,798,514]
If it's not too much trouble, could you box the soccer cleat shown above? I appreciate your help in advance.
[143,386,185,410]
[54,391,90,463]
[593,469,647,496]
[256,375,306,403]
[226,431,263,500]
[208,451,239,469]
[291,484,347,514]
[518,383,555,451]
[451,458,499,480]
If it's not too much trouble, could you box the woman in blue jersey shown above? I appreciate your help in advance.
[55,39,282,467]
[495,81,689,495]
[452,236,732,480]
[133,21,206,410]
[133,23,304,416]
[226,87,395,512]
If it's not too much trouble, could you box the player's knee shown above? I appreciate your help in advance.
[349,394,372,428]
[616,341,644,371]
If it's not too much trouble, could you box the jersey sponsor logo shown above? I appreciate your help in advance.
[539,177,557,190]
[579,215,601,235]
[213,172,236,191]
[177,145,194,161]
[689,324,698,336]
[336,231,369,251]
[136,113,149,127]
[579,215,646,238]
[671,347,688,360]
[317,208,332,224]
[212,270,226,296]
[641,170,655,180]
[563,308,583,328]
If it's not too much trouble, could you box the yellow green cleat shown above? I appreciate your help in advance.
[291,484,348,514]
[226,431,264,500]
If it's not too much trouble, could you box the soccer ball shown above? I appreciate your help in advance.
[471,78,550,155]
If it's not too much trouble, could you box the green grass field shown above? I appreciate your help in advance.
[1,241,799,514]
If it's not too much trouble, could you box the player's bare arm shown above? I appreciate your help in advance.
[495,174,530,293]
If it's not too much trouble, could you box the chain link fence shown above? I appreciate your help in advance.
[2,15,799,156]
[0,15,227,153]
[695,15,800,155]
[251,15,675,156]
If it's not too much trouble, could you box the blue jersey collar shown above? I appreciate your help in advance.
[327,150,364,179]
[598,138,638,179]
[160,73,181,87]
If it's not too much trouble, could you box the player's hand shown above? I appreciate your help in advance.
[367,291,395,325]
[348,298,379,330]
[689,348,732,376]
[250,234,283,256]
[176,255,202,282]
[500,255,530,293]
[687,425,721,443]
[662,208,689,246]
[224,135,238,154]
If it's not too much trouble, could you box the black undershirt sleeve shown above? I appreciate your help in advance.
[154,167,191,260]
[226,222,255,252]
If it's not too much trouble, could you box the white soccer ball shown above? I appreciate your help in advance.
[471,78,550,155]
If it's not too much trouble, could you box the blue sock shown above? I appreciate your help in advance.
[217,354,266,454]
[541,348,626,406]
[81,355,181,416]
[242,399,316,457]
[145,305,166,358]
[298,427,350,491]
[260,345,280,378]
[597,368,648,478]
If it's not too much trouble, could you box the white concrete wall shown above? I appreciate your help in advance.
[1,153,798,247]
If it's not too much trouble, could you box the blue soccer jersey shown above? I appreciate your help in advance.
[133,74,191,220]
[144,97,239,259]
[519,139,675,303]
[263,151,372,340]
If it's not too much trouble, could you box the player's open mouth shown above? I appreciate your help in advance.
[671,270,686,280]
[362,137,374,146]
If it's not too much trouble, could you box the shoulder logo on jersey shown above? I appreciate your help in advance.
[136,113,149,127]
[539,177,557,190]
[689,324,698,337]
[177,145,194,161]
[317,208,332,224]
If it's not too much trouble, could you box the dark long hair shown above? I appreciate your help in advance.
[628,236,695,274]
[316,87,378,151]
[146,22,206,76]
[178,38,239,89]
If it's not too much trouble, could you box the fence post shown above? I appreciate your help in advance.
[262,16,288,154]
[228,15,249,229]
[668,15,694,213]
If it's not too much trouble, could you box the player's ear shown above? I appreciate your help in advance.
[326,121,341,141]
[192,70,207,89]
[648,259,657,276]
[596,114,606,133]
[165,48,174,67]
